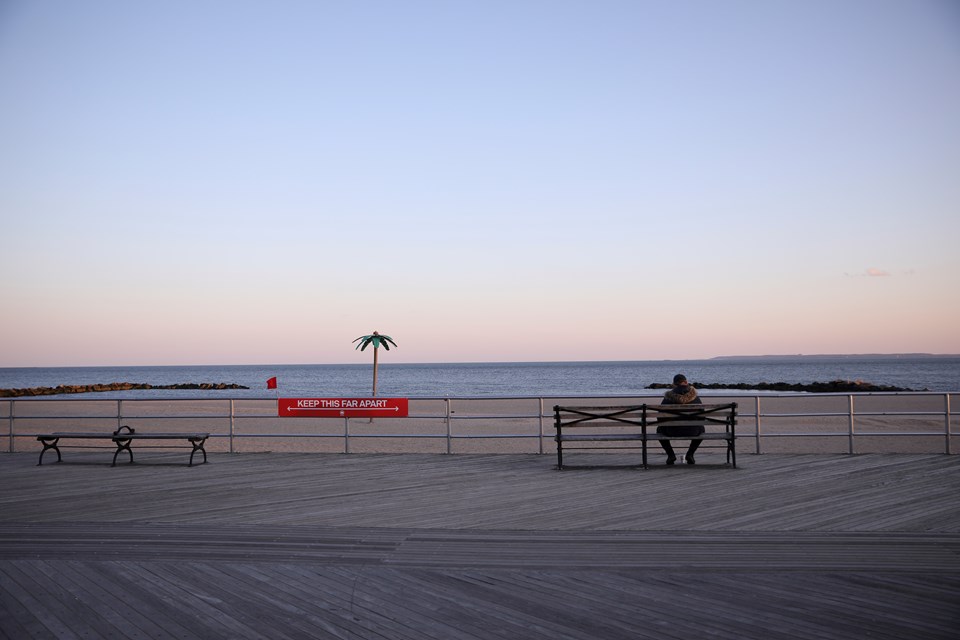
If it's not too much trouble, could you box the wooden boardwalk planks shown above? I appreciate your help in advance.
[2,559,956,640]
[1,522,957,572]
[1,451,958,639]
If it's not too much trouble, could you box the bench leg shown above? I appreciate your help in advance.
[37,437,61,466]
[112,439,134,466]
[189,438,208,466]
[556,440,563,470]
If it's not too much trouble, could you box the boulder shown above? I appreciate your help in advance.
[646,379,917,392]
[0,382,250,397]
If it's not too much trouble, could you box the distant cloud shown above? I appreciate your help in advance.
[844,267,894,278]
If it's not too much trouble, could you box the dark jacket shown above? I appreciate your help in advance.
[657,384,705,436]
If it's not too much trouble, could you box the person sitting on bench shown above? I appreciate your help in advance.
[657,373,704,465]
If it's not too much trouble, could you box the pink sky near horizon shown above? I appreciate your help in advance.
[1,1,958,368]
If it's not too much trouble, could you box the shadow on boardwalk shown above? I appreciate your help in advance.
[1,451,958,639]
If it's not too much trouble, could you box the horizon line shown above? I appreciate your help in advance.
[3,353,959,369]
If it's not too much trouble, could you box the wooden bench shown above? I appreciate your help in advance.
[553,403,738,470]
[36,425,210,467]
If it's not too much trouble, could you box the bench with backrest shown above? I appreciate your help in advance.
[36,425,210,467]
[553,403,737,469]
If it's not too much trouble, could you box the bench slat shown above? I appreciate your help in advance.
[556,434,646,441]
[44,433,209,439]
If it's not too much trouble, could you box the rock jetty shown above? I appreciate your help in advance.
[646,380,918,393]
[0,382,250,398]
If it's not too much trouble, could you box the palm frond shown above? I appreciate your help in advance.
[353,332,396,351]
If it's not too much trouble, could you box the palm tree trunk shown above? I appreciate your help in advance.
[370,347,379,423]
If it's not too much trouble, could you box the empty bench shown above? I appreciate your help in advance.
[36,425,210,467]
[553,403,738,469]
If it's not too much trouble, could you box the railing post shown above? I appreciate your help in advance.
[445,398,452,454]
[229,399,235,454]
[8,400,14,453]
[344,417,350,453]
[538,397,545,455]
[847,395,855,454]
[945,393,952,455]
[117,399,123,431]
[754,396,762,455]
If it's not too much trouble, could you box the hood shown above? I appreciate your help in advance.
[664,385,698,404]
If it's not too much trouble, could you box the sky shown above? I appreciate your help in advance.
[1,0,958,367]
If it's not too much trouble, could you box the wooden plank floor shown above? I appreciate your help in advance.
[1,451,958,639]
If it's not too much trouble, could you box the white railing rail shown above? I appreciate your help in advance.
[2,392,956,455]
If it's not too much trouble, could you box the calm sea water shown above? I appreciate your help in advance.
[2,357,958,399]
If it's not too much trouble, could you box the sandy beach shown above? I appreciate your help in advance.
[3,393,956,459]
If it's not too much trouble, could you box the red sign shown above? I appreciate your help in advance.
[278,397,409,418]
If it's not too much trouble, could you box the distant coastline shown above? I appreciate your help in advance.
[709,353,958,362]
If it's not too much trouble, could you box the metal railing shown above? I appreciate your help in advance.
[744,392,954,455]
[2,392,957,455]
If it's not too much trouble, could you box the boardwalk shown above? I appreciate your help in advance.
[1,450,958,639]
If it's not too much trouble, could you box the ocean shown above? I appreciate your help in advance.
[2,356,959,399]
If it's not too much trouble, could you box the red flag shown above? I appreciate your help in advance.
[266,377,278,389]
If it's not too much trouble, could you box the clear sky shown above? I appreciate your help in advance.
[2,0,958,367]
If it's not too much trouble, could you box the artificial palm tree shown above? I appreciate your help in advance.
[352,331,397,396]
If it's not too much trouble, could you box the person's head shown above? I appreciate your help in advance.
[673,374,688,386]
